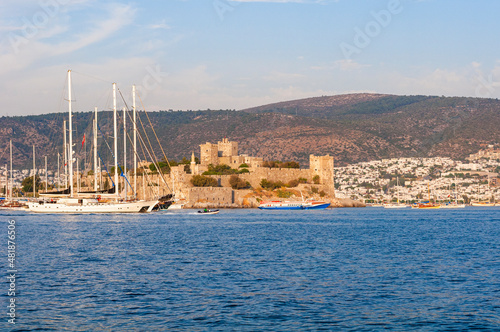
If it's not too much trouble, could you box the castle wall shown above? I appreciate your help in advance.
[191,168,312,189]
[219,156,246,169]
[240,168,311,188]
[244,156,264,168]
[187,187,234,207]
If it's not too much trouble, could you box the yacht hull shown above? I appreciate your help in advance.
[28,200,158,213]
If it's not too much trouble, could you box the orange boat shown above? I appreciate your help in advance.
[411,202,441,209]
[412,182,441,209]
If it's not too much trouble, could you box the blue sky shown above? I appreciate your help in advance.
[1,0,499,116]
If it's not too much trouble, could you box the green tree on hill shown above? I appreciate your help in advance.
[203,164,249,175]
[229,175,250,189]
[191,175,218,187]
[263,160,300,169]
[22,175,42,194]
[149,161,170,173]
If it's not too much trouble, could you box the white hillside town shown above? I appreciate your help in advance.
[335,146,500,205]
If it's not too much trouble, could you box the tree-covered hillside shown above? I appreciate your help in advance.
[1,93,499,171]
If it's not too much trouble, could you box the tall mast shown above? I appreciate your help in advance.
[33,145,35,198]
[396,176,399,204]
[9,140,12,200]
[4,164,7,199]
[63,120,67,188]
[57,153,60,191]
[45,155,47,193]
[132,85,137,198]
[77,157,80,193]
[99,158,102,191]
[113,82,119,197]
[94,107,98,191]
[123,106,127,199]
[68,70,74,197]
[488,173,491,202]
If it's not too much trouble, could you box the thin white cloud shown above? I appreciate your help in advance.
[334,59,371,71]
[0,3,136,75]
[373,64,487,99]
[56,3,135,55]
[263,71,304,81]
[147,20,170,30]
[0,25,23,32]
[230,0,328,3]
[311,59,370,72]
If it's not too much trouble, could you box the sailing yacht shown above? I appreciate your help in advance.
[441,178,465,208]
[441,202,466,208]
[412,182,441,209]
[384,177,408,209]
[0,140,29,210]
[470,176,495,206]
[28,70,158,213]
[470,201,496,207]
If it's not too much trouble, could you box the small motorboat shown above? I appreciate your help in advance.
[198,209,219,215]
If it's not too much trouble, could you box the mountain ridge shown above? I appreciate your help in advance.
[1,93,499,169]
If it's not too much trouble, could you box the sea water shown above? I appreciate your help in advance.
[2,208,499,331]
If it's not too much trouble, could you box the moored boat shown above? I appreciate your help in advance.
[198,209,219,215]
[367,203,384,207]
[0,200,28,210]
[258,199,330,210]
[440,202,466,209]
[384,177,407,208]
[383,203,409,209]
[470,201,496,207]
[27,70,159,213]
[412,182,441,209]
[411,202,441,209]
[28,198,157,213]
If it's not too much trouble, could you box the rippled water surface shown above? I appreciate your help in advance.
[2,208,500,331]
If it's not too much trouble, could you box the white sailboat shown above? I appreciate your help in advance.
[0,140,28,210]
[28,70,158,213]
[441,177,465,208]
[470,174,495,207]
[384,177,408,209]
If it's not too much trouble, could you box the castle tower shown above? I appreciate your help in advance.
[218,137,238,157]
[190,151,196,174]
[200,142,219,166]
[310,154,335,197]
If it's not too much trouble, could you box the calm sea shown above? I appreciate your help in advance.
[2,207,500,331]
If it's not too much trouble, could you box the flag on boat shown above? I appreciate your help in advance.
[81,134,86,149]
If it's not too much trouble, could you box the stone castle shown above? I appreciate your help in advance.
[168,137,335,207]
[78,137,335,208]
